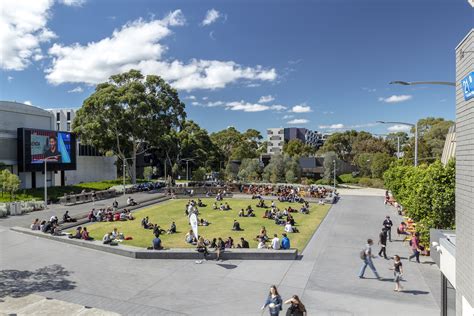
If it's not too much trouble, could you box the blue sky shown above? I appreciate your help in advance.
[1,0,473,136]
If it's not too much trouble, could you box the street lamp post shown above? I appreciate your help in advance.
[180,158,194,183]
[333,159,336,190]
[373,133,401,159]
[389,81,455,87]
[377,121,418,166]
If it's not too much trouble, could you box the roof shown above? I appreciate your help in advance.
[455,28,474,50]
[0,100,53,118]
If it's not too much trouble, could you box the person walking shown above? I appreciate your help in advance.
[378,228,388,259]
[391,255,404,292]
[284,295,307,316]
[383,216,393,242]
[408,232,422,263]
[261,285,283,316]
[358,239,381,279]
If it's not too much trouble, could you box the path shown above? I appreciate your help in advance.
[0,190,440,315]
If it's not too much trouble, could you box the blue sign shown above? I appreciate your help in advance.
[461,72,474,101]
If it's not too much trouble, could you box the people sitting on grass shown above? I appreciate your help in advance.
[112,227,125,240]
[63,211,75,223]
[232,219,242,231]
[51,223,62,236]
[256,199,267,208]
[127,196,138,206]
[197,199,206,207]
[42,220,53,233]
[199,218,209,226]
[258,226,269,241]
[271,234,280,250]
[239,209,245,217]
[31,218,40,230]
[102,232,113,244]
[40,220,47,231]
[237,237,250,248]
[69,226,82,238]
[263,209,271,219]
[168,221,177,234]
[225,236,234,248]
[213,202,218,210]
[81,227,93,240]
[153,224,166,237]
[106,211,113,222]
[287,214,295,226]
[88,210,96,222]
[284,221,299,233]
[257,237,267,249]
[114,212,121,221]
[209,238,217,248]
[185,230,197,244]
[281,233,291,249]
[299,205,309,214]
[141,216,153,229]
[247,208,255,217]
[151,236,163,250]
[318,198,325,205]
[50,215,59,225]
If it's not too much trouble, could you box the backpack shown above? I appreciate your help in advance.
[359,249,366,260]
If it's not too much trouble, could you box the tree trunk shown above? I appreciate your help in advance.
[131,146,137,184]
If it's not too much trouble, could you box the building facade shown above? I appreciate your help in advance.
[267,127,326,154]
[0,101,117,189]
[431,28,474,316]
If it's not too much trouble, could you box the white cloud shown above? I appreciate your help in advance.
[191,101,200,106]
[282,114,294,119]
[67,86,83,93]
[387,125,411,132]
[60,0,86,6]
[7,76,14,82]
[185,95,196,100]
[258,95,275,103]
[202,9,221,26]
[224,101,285,112]
[319,124,345,129]
[246,83,260,88]
[378,95,413,103]
[287,119,309,125]
[0,0,57,70]
[202,96,208,100]
[290,103,311,113]
[209,31,216,40]
[24,100,32,105]
[45,13,276,91]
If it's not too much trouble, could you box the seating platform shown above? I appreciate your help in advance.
[11,226,298,260]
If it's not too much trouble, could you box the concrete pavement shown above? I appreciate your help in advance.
[0,191,440,315]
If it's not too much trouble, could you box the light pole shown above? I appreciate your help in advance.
[180,158,194,182]
[122,157,134,196]
[43,157,57,208]
[377,121,418,166]
[333,159,336,190]
[373,133,401,159]
[389,81,455,87]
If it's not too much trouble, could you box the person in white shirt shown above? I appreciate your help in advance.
[271,201,276,208]
[258,238,267,249]
[284,222,294,233]
[271,234,280,250]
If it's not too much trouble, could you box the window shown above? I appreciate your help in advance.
[267,130,273,135]
[67,112,71,121]
[56,122,60,131]
[67,122,71,131]
[270,136,281,140]
[56,112,60,121]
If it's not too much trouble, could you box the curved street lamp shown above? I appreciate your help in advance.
[389,81,455,87]
[377,121,418,166]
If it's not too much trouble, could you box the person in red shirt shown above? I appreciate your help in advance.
[408,232,422,263]
[81,227,93,241]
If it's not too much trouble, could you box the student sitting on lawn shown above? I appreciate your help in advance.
[284,221,298,233]
[239,209,246,217]
[151,236,163,250]
[224,202,231,210]
[168,221,177,234]
[70,226,82,239]
[81,227,93,240]
[197,199,206,207]
[281,233,291,249]
[63,211,75,223]
[257,237,267,249]
[247,208,256,217]
[232,219,242,231]
[199,218,209,226]
[141,216,153,229]
[225,236,234,248]
[196,237,209,258]
[213,202,218,210]
[238,237,250,248]
[102,232,117,245]
[257,199,266,208]
[153,224,166,237]
[185,230,197,244]
[112,227,125,240]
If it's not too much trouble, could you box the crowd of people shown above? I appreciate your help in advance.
[242,184,334,201]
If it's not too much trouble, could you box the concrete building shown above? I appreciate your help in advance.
[0,101,117,189]
[441,125,456,165]
[267,127,326,154]
[431,29,474,316]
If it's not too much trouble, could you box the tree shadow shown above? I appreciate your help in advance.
[0,264,76,299]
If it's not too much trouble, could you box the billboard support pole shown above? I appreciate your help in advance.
[44,159,47,209]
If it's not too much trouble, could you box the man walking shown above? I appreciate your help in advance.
[383,216,393,242]
[378,228,388,259]
[358,239,381,279]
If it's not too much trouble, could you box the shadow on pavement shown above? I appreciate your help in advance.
[401,290,430,295]
[0,264,76,299]
[217,263,237,269]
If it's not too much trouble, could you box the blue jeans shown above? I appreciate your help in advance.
[359,257,380,278]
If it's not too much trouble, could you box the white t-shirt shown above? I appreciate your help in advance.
[258,241,266,249]
[271,237,280,250]
[285,223,294,233]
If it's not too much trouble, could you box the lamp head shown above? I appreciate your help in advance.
[389,81,410,85]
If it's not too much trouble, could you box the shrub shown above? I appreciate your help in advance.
[339,173,358,184]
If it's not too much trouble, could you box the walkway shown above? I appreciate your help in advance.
[0,190,440,315]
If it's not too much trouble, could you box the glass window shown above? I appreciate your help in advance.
[67,122,71,131]
[56,112,60,121]
[56,122,60,131]
[67,112,71,120]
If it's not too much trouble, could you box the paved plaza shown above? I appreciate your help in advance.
[0,190,441,315]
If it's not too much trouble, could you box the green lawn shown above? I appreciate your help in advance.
[85,198,331,250]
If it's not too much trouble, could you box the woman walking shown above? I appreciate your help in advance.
[261,285,283,315]
[284,295,307,316]
[391,255,404,291]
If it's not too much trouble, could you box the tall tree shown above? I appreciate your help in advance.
[73,70,186,183]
